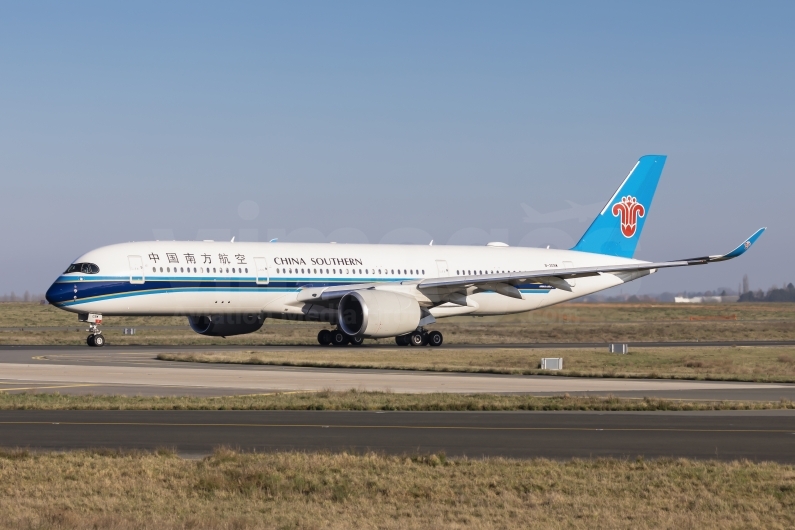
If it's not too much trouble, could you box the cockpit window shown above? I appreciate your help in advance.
[65,263,100,274]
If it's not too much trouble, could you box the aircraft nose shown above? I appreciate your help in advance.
[45,281,71,306]
[45,282,58,305]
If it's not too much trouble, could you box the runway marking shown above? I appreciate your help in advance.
[0,381,278,393]
[0,384,101,392]
[0,421,792,433]
[207,390,320,398]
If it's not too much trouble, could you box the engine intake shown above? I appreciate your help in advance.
[338,290,421,338]
[188,314,265,337]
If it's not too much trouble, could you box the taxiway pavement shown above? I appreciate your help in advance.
[2,410,794,461]
[1,346,794,401]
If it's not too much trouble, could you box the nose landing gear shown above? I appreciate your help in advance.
[80,313,105,347]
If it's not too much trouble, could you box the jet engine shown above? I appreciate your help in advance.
[188,314,265,337]
[338,290,421,338]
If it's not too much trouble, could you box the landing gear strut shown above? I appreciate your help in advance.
[80,313,105,348]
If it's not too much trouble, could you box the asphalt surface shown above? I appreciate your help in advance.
[1,345,795,400]
[2,345,795,462]
[2,410,794,461]
[4,340,795,351]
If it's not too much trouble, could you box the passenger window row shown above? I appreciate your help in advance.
[275,268,426,276]
[152,267,249,274]
[456,270,512,275]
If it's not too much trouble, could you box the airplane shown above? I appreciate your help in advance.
[45,155,765,348]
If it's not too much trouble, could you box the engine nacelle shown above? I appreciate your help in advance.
[188,314,265,337]
[338,290,421,338]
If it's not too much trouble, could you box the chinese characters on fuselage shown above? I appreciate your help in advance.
[148,253,249,265]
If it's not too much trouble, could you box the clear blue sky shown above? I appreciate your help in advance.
[1,1,793,296]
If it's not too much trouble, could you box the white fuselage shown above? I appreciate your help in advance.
[46,241,647,320]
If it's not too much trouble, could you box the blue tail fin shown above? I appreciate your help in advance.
[571,155,666,258]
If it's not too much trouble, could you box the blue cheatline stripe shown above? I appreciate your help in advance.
[56,275,125,282]
[48,277,388,306]
[60,286,553,307]
[57,287,300,307]
[49,275,554,307]
[55,275,413,285]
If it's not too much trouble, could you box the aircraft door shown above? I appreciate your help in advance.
[562,261,576,287]
[435,260,449,277]
[128,255,145,284]
[254,257,270,285]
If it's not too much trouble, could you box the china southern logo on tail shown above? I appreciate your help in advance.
[612,196,645,238]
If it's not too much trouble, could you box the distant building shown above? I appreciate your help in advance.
[674,295,739,303]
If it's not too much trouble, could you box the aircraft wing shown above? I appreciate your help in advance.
[295,283,380,303]
[418,228,766,294]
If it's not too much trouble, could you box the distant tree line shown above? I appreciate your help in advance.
[0,291,46,303]
[739,283,795,302]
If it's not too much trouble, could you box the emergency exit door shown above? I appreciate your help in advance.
[435,260,449,277]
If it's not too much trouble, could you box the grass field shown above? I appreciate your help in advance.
[1,390,792,411]
[3,303,794,529]
[0,448,793,529]
[158,344,795,383]
[2,302,795,345]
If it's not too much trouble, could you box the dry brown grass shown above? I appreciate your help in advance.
[0,448,793,529]
[2,302,795,345]
[1,390,792,412]
[159,345,795,383]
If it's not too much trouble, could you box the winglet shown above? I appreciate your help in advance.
[710,228,766,261]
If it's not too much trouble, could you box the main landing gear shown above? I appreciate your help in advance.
[316,328,442,347]
[80,312,105,348]
[317,329,364,347]
[395,329,443,347]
